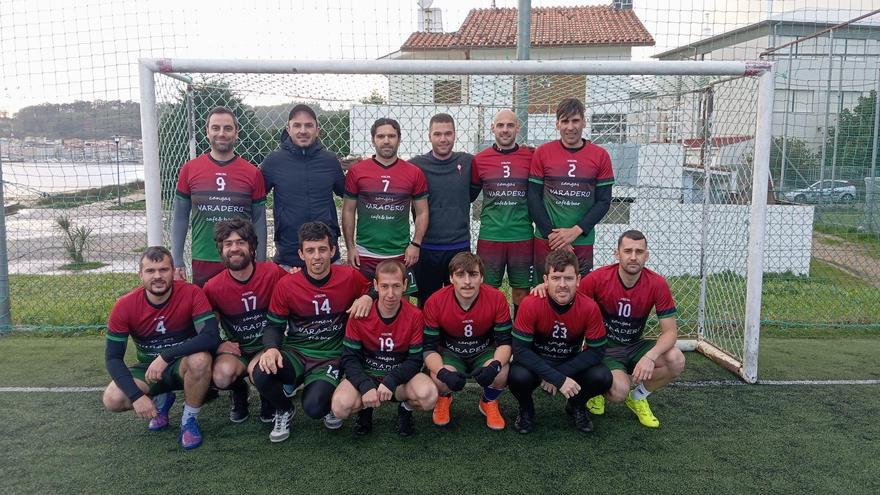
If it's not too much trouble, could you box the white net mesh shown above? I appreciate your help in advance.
[153,68,767,364]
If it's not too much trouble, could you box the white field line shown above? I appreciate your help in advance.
[0,380,878,393]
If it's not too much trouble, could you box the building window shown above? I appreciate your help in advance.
[433,80,461,104]
[774,90,813,113]
[591,113,627,143]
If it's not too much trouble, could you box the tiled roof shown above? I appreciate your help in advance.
[402,6,654,50]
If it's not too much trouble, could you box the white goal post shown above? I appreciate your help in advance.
[138,58,774,383]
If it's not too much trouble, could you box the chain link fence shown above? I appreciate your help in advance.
[1,1,878,337]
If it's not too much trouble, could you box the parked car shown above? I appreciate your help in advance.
[782,180,857,204]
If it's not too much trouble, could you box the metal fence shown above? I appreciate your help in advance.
[0,1,878,339]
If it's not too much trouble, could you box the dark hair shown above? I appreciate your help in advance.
[429,113,455,131]
[298,221,334,247]
[139,246,173,270]
[617,229,648,248]
[207,106,240,130]
[375,259,407,282]
[214,218,258,257]
[288,104,318,123]
[448,251,483,277]
[370,118,401,139]
[545,248,579,275]
[555,98,585,121]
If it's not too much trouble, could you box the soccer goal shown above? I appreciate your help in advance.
[138,58,774,383]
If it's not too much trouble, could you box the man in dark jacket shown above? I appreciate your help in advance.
[410,113,476,307]
[260,104,345,270]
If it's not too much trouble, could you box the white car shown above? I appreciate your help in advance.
[783,180,857,204]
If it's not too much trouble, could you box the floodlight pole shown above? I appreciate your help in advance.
[113,134,121,206]
[743,65,775,383]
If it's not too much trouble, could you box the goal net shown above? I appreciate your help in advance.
[141,59,774,382]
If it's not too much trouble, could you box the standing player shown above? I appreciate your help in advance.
[509,249,611,434]
[422,252,512,431]
[342,117,428,296]
[471,109,534,316]
[331,260,438,437]
[202,218,288,424]
[102,247,219,449]
[528,98,614,279]
[579,230,685,428]
[171,106,267,287]
[410,113,475,307]
[260,104,346,270]
[253,222,374,443]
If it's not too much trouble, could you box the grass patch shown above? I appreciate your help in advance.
[58,261,108,271]
[108,199,145,211]
[9,273,138,329]
[35,180,144,209]
[0,334,879,493]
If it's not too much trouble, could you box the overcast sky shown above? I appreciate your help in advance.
[0,0,876,113]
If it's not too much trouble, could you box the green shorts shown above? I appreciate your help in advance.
[280,348,341,387]
[604,339,656,374]
[129,359,183,396]
[440,347,497,374]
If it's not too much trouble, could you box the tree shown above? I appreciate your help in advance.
[359,90,387,105]
[157,79,275,205]
[771,136,820,191]
[824,90,877,187]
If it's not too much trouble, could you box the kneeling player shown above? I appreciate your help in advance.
[331,260,438,436]
[510,249,611,434]
[102,247,220,449]
[579,230,685,428]
[423,252,512,430]
[203,218,287,423]
[254,222,373,443]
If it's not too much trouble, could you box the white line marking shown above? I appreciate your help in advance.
[0,380,878,393]
[671,379,880,387]
[0,387,104,392]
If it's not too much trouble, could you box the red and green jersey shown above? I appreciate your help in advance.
[175,153,267,262]
[513,293,606,361]
[423,284,512,357]
[578,264,677,346]
[344,158,428,256]
[202,262,288,354]
[343,300,424,378]
[472,145,533,242]
[529,140,614,246]
[107,280,214,363]
[267,265,371,359]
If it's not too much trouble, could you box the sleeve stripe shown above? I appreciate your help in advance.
[192,311,214,324]
[343,338,362,349]
[423,327,440,336]
[597,179,615,186]
[267,313,287,324]
[106,333,127,342]
[253,198,267,206]
[512,329,533,342]
[408,346,423,354]
[657,307,677,318]
[343,191,358,199]
[413,192,428,199]
[528,177,544,184]
[586,337,607,347]
[494,322,512,332]
[174,191,190,199]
